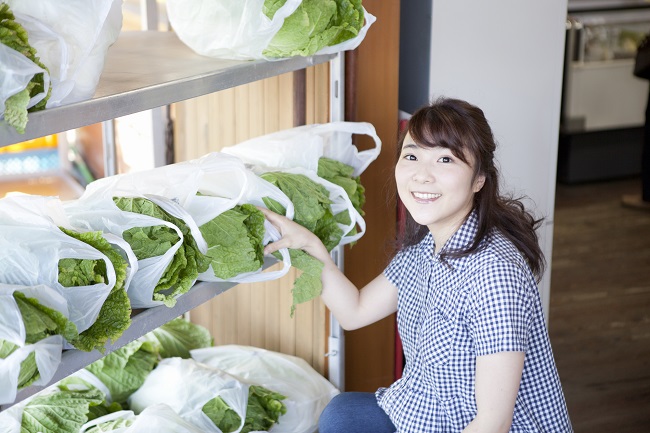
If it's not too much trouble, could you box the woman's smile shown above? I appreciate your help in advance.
[411,191,441,203]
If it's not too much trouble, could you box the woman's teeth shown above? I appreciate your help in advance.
[412,192,441,199]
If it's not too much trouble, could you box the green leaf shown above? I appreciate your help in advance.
[199,204,266,280]
[20,387,105,433]
[121,225,179,260]
[274,249,324,317]
[263,0,364,58]
[202,396,242,433]
[261,197,287,216]
[142,317,213,359]
[85,340,159,405]
[318,157,366,216]
[3,87,29,134]
[58,228,131,352]
[1,3,52,133]
[261,171,343,251]
[113,197,209,307]
[85,417,134,433]
[241,385,287,433]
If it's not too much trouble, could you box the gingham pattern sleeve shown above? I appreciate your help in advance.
[467,259,533,356]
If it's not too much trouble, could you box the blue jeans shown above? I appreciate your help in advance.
[318,392,396,433]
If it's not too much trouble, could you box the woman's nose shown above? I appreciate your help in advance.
[412,165,434,183]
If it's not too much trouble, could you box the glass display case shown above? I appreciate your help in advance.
[558,1,650,182]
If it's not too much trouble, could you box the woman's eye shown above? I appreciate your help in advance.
[438,156,452,163]
[403,154,417,161]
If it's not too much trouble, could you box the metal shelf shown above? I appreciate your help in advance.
[0,31,335,147]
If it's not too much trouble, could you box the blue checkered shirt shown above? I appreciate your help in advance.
[377,212,572,432]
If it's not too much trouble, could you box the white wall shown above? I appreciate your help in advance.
[427,0,568,319]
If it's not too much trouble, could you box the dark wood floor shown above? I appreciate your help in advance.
[548,176,650,433]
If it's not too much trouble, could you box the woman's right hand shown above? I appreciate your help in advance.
[259,206,398,330]
[258,207,332,265]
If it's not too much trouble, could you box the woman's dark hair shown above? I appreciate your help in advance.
[397,97,545,280]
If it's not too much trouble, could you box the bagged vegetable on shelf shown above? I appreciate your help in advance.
[78,318,213,409]
[166,0,375,60]
[79,404,206,433]
[0,2,51,134]
[258,168,359,315]
[222,121,382,244]
[65,177,209,309]
[3,0,122,107]
[0,195,130,352]
[192,345,340,433]
[80,339,160,408]
[128,357,254,433]
[0,283,77,406]
[0,374,112,433]
[139,317,213,360]
[79,152,294,285]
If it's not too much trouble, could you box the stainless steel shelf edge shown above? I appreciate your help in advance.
[3,276,248,409]
[1,31,335,147]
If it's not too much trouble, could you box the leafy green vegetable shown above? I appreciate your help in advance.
[318,157,366,242]
[202,385,287,433]
[260,172,338,316]
[122,225,180,260]
[57,376,122,423]
[317,157,366,216]
[58,228,131,352]
[113,197,210,307]
[261,171,343,252]
[202,396,242,433]
[85,417,134,433]
[58,257,106,287]
[263,0,364,58]
[0,2,51,134]
[141,317,213,359]
[199,204,266,280]
[85,339,160,406]
[14,291,78,344]
[20,384,105,433]
[0,291,78,389]
[242,385,287,433]
[273,248,324,317]
[4,88,30,134]
[0,339,40,389]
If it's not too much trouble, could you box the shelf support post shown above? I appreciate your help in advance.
[328,52,346,391]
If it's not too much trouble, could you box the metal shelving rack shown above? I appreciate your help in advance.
[1,29,343,409]
[0,31,335,147]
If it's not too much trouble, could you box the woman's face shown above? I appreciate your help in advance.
[395,132,485,240]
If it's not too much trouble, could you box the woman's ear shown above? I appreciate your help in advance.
[473,174,486,193]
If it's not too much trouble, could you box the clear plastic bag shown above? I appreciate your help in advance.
[0,284,68,405]
[222,122,382,246]
[221,121,381,177]
[5,0,122,107]
[166,0,302,60]
[0,195,115,332]
[64,184,191,309]
[191,345,340,433]
[79,152,295,285]
[128,358,250,433]
[79,404,207,433]
[0,44,50,118]
[165,0,375,60]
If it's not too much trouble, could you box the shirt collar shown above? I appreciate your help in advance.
[417,210,480,270]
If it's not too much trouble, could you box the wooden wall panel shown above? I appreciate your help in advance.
[172,64,329,375]
[343,0,401,391]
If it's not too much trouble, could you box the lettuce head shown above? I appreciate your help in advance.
[263,0,364,57]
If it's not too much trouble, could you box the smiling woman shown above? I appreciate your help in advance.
[263,97,573,432]
[395,132,484,252]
